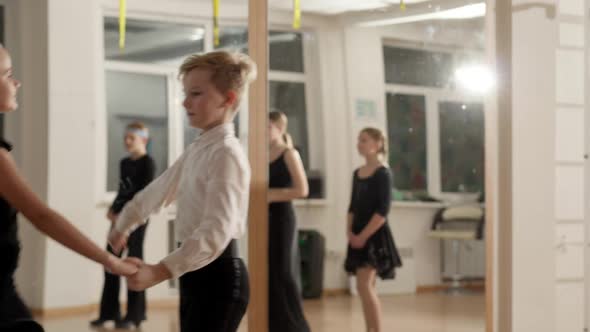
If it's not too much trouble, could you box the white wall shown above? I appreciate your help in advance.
[42,0,106,308]
[511,3,556,332]
[554,1,587,332]
[8,0,50,310]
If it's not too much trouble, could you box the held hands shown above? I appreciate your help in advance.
[103,256,172,290]
[104,254,138,276]
[123,258,173,291]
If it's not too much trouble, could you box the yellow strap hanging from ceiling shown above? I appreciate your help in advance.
[293,0,301,29]
[213,0,220,46]
[400,0,407,11]
[119,0,127,50]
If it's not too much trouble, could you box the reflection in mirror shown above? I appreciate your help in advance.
[265,1,488,331]
[3,0,495,331]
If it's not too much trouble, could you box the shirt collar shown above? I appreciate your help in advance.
[194,122,235,147]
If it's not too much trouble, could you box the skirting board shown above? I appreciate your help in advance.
[31,299,178,319]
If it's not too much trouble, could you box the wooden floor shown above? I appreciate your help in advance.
[38,293,485,332]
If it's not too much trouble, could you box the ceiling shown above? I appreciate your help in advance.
[267,0,430,15]
[174,0,431,15]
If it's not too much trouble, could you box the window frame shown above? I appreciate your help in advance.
[102,61,181,200]
[383,40,485,200]
[214,24,324,175]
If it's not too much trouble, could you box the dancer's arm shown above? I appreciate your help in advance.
[0,149,137,276]
[109,154,185,252]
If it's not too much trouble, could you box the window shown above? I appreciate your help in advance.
[215,28,305,73]
[217,27,249,53]
[439,101,484,193]
[105,70,169,192]
[383,43,485,199]
[104,17,205,65]
[269,31,304,73]
[386,93,427,193]
[270,81,309,169]
[383,46,453,88]
[104,18,205,192]
[216,26,323,197]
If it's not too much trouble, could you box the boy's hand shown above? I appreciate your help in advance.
[106,211,118,223]
[126,261,172,291]
[108,228,128,254]
[104,254,138,276]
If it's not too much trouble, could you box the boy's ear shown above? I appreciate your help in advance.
[225,90,238,109]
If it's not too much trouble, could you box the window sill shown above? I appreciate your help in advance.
[293,198,328,207]
[392,201,445,209]
[392,201,485,209]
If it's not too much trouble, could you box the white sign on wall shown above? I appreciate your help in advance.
[355,98,378,121]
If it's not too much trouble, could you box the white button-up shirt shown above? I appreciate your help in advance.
[114,123,250,279]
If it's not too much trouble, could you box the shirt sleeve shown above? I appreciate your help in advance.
[374,168,393,217]
[160,147,250,279]
[114,154,186,235]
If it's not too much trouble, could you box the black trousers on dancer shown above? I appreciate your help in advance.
[178,240,249,332]
[98,223,148,323]
[268,203,311,332]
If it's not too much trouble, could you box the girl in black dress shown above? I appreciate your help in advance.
[90,122,155,329]
[344,127,402,332]
[268,111,311,332]
[0,46,137,329]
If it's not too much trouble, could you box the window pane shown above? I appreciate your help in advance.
[383,46,454,88]
[386,93,428,193]
[104,17,205,64]
[216,27,249,53]
[439,101,485,193]
[106,70,169,192]
[269,31,304,72]
[216,28,304,72]
[269,81,309,170]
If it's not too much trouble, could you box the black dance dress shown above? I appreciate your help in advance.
[344,166,402,279]
[268,151,311,332]
[0,138,34,326]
